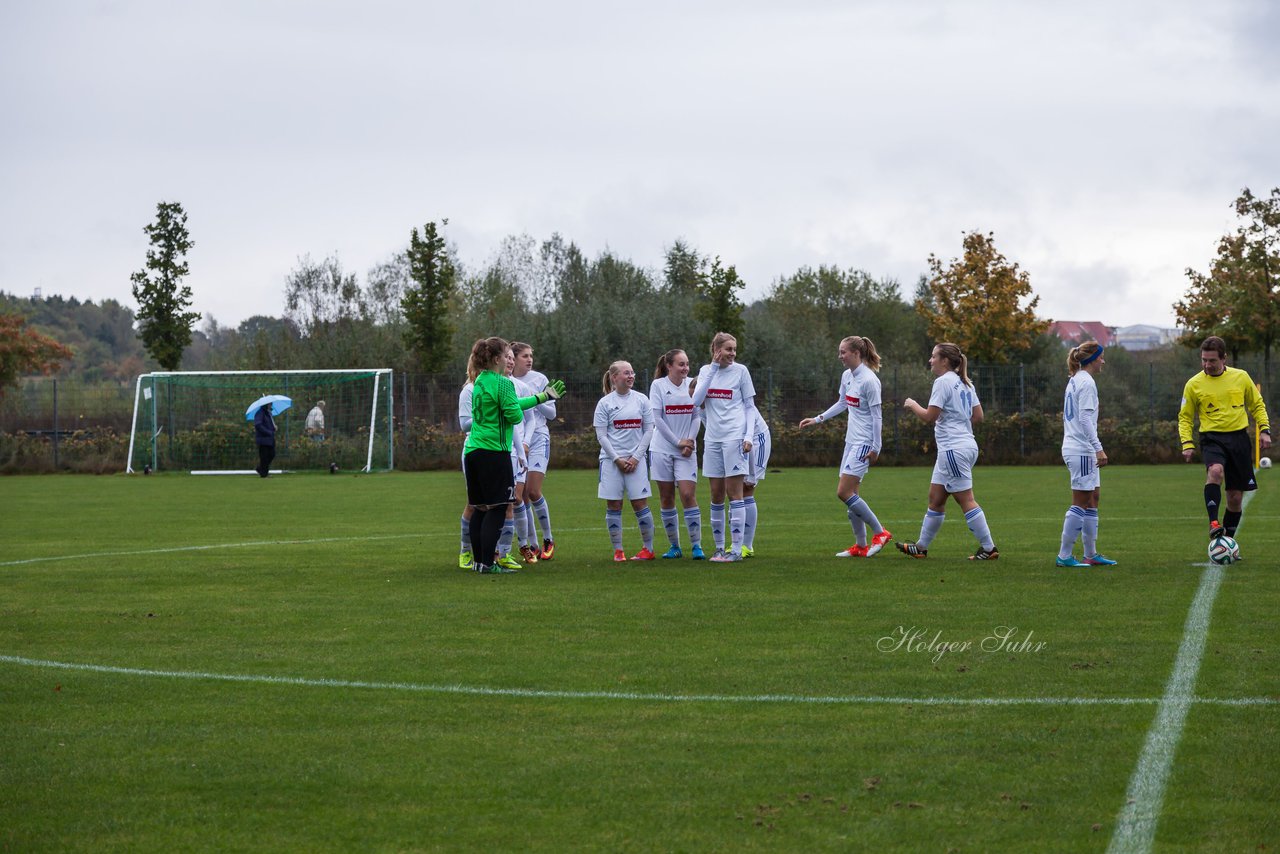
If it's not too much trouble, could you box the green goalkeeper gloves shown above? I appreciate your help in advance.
[543,379,567,401]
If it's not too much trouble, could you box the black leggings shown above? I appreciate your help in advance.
[469,506,511,568]
[257,444,275,476]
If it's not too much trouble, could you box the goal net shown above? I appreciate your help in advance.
[127,369,394,474]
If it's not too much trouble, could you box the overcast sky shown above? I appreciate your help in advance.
[2,0,1277,331]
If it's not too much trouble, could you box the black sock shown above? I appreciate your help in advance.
[481,509,507,563]
[1223,509,1242,536]
[469,509,487,560]
[1204,484,1222,523]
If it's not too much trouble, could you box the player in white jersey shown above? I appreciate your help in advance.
[594,361,658,562]
[800,336,892,558]
[897,343,1000,560]
[649,349,706,560]
[488,351,532,571]
[456,350,481,570]
[740,406,771,557]
[1055,341,1116,567]
[511,343,559,561]
[690,331,760,562]
[457,378,476,569]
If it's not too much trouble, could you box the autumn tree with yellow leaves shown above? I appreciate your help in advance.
[1175,187,1280,391]
[918,230,1050,364]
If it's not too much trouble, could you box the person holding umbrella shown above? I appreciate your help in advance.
[254,404,276,477]
[247,394,291,478]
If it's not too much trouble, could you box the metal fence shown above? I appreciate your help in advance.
[3,359,1273,471]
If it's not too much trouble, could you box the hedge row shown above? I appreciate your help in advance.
[1,414,1201,474]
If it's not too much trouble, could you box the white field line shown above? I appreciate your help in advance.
[1107,489,1257,854]
[4,514,1270,568]
[0,526,621,568]
[1,654,1277,708]
[0,534,426,567]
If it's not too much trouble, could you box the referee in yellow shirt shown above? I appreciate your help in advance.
[1178,336,1271,543]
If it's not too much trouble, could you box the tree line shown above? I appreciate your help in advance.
[4,189,1278,405]
[113,202,1058,395]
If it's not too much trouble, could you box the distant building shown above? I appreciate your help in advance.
[1114,324,1181,351]
[1048,320,1116,348]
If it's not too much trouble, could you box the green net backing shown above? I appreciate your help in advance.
[128,370,393,473]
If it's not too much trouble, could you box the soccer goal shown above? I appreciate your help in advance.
[127,369,394,474]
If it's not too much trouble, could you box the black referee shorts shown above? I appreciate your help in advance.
[464,448,516,507]
[1200,430,1258,492]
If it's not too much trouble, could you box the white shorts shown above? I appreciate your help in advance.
[526,430,550,474]
[931,446,979,493]
[598,458,652,500]
[703,440,749,479]
[840,441,875,479]
[746,435,771,485]
[650,451,698,483]
[1063,453,1100,491]
[510,451,526,485]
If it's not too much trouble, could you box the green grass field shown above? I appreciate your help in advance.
[2,465,1277,852]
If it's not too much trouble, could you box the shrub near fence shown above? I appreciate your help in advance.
[3,357,1273,473]
[0,429,129,474]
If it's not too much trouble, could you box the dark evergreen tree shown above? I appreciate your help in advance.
[402,220,458,373]
[130,201,200,370]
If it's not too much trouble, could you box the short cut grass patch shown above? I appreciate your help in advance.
[2,465,1277,851]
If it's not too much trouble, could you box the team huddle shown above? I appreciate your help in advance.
[457,333,1270,574]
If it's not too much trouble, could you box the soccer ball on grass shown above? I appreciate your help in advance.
[1260,456,1273,469]
[1208,536,1241,565]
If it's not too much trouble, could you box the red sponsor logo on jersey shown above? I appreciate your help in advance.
[613,418,642,429]
[706,388,734,400]
[845,395,860,407]
[664,404,695,415]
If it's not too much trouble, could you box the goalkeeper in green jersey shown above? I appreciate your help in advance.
[463,336,566,574]
[1178,335,1271,542]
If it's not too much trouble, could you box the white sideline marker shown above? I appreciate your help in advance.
[0,527,597,567]
[1107,489,1255,854]
[0,533,426,567]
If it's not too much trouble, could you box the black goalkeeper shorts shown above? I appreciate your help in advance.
[464,448,516,507]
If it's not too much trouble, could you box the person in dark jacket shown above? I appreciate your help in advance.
[254,404,276,477]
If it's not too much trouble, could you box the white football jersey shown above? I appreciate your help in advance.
[516,369,554,434]
[748,407,770,449]
[458,382,473,433]
[511,375,535,410]
[1062,371,1103,454]
[511,375,538,437]
[693,362,757,444]
[928,372,980,451]
[649,376,699,456]
[593,390,655,461]
[840,365,883,449]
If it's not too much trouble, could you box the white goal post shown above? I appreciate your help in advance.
[126,369,394,474]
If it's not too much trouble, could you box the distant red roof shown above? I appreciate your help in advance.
[1048,321,1115,347]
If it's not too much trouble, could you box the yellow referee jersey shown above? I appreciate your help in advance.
[1178,366,1270,448]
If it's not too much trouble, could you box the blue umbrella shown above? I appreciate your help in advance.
[246,394,292,420]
